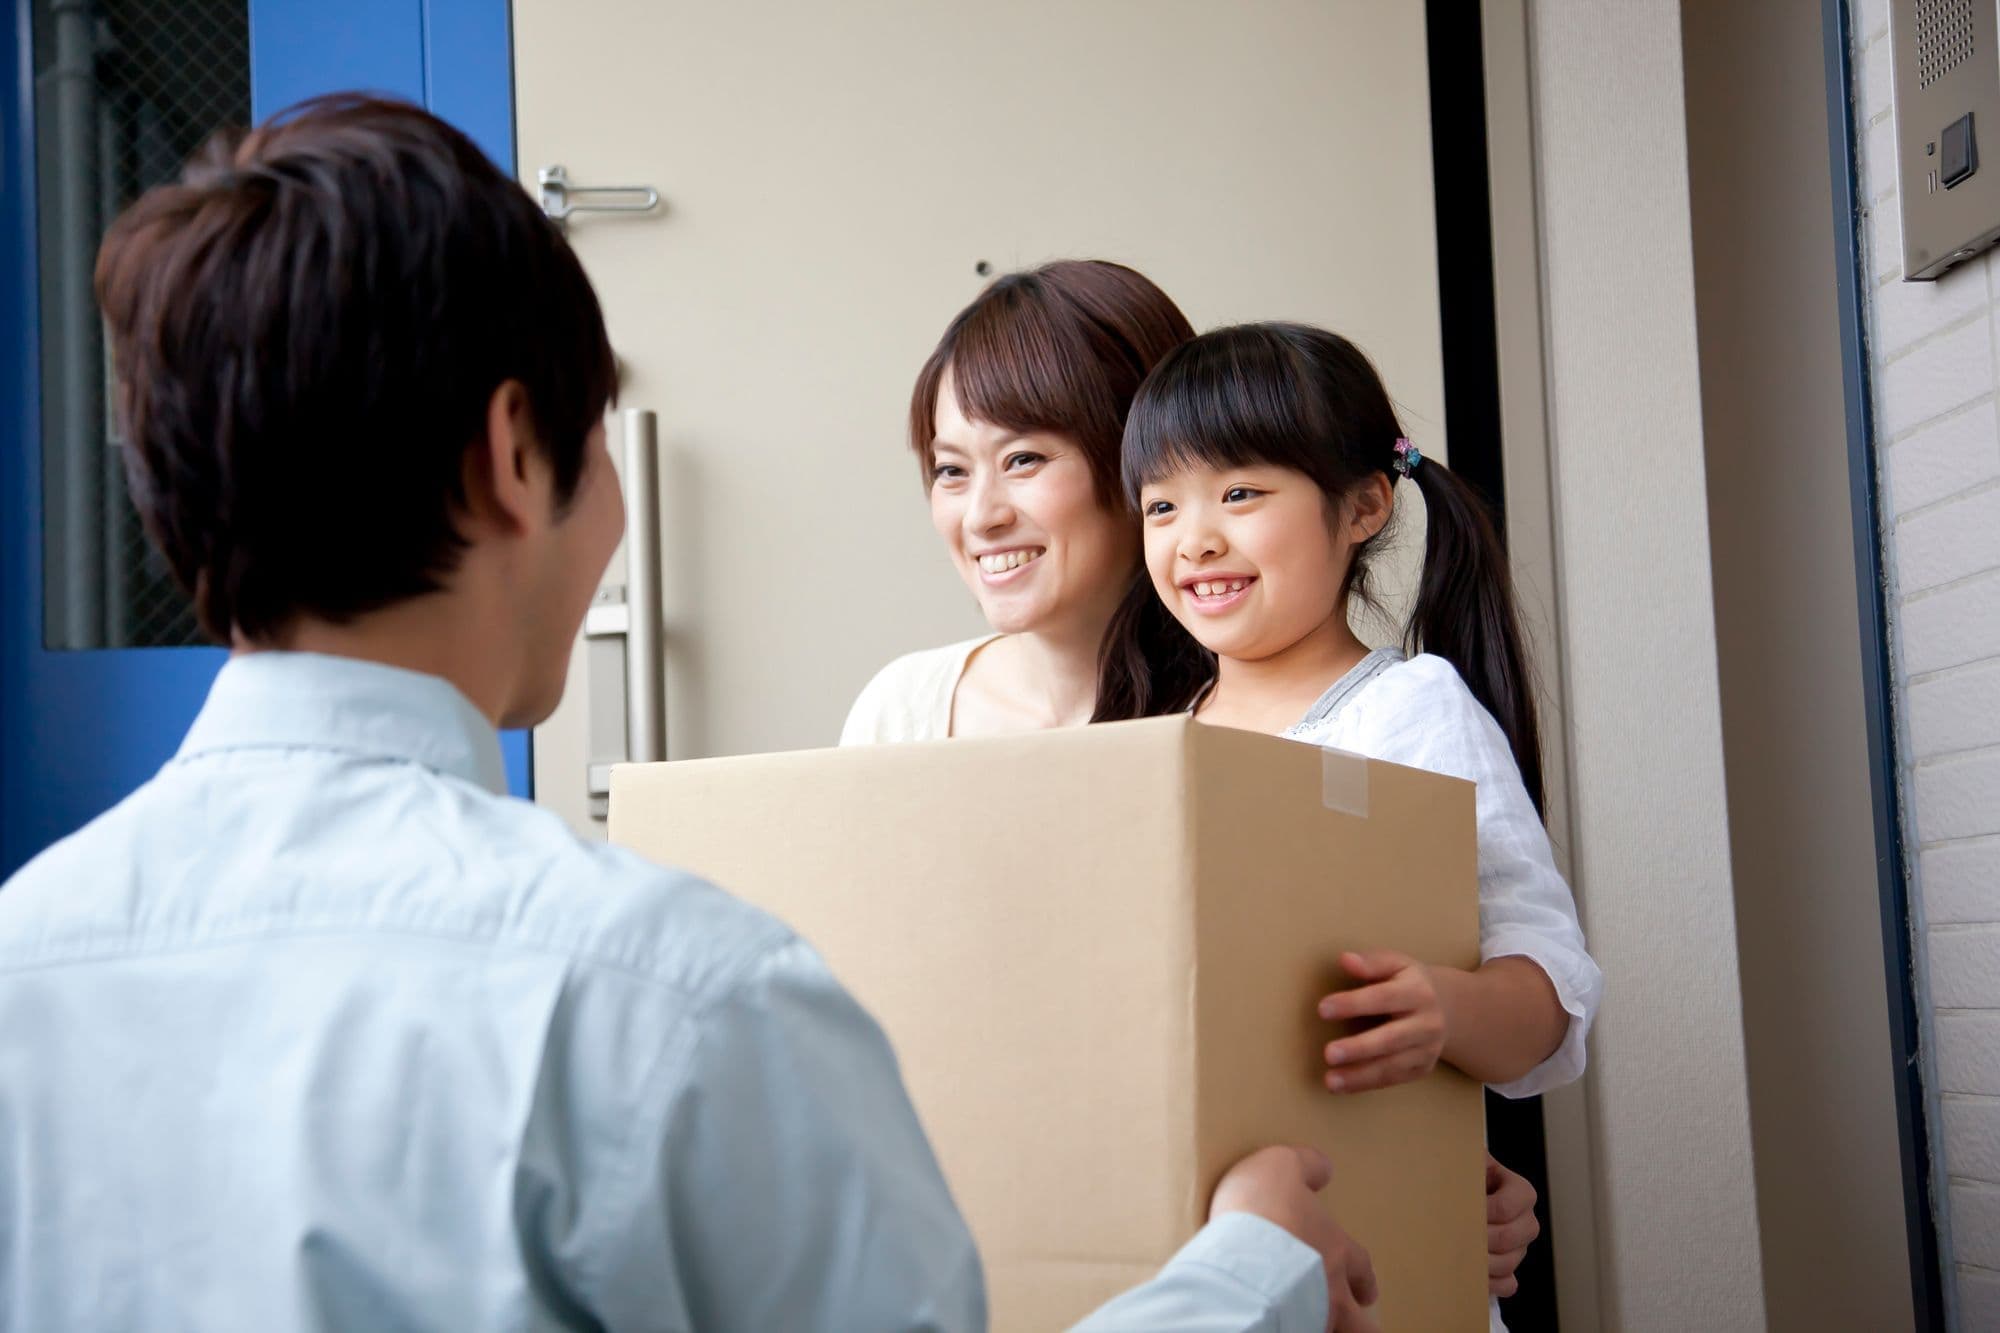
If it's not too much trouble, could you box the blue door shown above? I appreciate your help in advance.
[1,0,523,877]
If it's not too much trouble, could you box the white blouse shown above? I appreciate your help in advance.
[1283,648,1599,1099]
[840,635,995,745]
[842,639,1599,1100]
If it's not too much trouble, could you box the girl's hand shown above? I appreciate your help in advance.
[1485,1153,1540,1299]
[1316,949,1446,1093]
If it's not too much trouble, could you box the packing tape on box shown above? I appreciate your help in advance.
[1319,746,1370,817]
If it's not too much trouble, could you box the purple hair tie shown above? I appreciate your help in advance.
[1393,437,1423,478]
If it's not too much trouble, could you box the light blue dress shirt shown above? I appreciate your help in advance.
[0,652,1326,1331]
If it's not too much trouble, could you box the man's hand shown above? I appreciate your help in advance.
[1485,1154,1540,1299]
[1210,1145,1380,1332]
[1318,950,1447,1093]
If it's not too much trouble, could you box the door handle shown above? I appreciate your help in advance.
[582,408,667,818]
[621,408,667,766]
[537,165,661,224]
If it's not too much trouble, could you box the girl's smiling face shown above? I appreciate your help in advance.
[1140,462,1376,663]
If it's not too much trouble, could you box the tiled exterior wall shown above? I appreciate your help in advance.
[1854,0,2000,1321]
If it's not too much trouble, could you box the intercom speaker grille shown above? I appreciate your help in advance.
[1917,0,1976,88]
[1893,0,2000,278]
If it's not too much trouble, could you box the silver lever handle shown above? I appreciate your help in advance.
[538,165,660,222]
[622,408,667,766]
[582,409,667,820]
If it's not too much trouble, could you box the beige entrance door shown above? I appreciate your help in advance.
[514,0,1446,832]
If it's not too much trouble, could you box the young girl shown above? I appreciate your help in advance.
[1104,321,1601,1101]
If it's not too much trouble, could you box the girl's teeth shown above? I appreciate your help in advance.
[1193,579,1248,597]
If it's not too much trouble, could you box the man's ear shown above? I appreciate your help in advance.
[462,380,544,536]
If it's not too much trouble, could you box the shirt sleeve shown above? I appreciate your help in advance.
[1070,1213,1329,1333]
[580,933,1339,1332]
[840,661,900,746]
[1347,658,1603,1099]
[599,936,987,1331]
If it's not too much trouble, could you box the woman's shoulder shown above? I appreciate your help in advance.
[839,635,996,746]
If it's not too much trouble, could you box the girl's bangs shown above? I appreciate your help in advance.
[1121,327,1324,503]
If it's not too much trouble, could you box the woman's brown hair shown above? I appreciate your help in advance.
[910,260,1204,701]
[907,260,1195,502]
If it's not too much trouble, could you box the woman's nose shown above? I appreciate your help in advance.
[966,476,1014,533]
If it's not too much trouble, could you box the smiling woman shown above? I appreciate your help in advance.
[839,260,1195,743]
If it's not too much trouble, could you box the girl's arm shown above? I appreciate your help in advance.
[1431,956,1568,1085]
[1317,657,1601,1097]
[1318,950,1566,1090]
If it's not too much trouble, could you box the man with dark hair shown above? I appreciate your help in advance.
[0,97,1378,1330]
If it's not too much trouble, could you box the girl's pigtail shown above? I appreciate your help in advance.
[1405,455,1546,814]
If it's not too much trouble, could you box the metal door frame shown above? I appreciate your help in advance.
[1,0,527,877]
[1822,0,1947,1325]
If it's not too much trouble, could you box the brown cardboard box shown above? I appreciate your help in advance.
[610,716,1486,1329]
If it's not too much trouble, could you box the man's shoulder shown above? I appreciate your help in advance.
[414,786,800,997]
[0,765,797,1003]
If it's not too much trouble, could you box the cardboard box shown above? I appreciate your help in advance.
[611,716,1486,1329]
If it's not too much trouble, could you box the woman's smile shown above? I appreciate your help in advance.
[974,546,1047,583]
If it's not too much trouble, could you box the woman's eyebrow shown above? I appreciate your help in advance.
[930,435,1024,455]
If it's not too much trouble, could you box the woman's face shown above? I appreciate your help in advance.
[926,375,1137,639]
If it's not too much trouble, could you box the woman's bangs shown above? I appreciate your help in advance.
[944,294,1098,441]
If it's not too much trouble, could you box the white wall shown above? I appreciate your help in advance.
[1854,0,2000,1322]
[1526,2,1768,1326]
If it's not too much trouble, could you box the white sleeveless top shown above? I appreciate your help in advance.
[839,636,998,745]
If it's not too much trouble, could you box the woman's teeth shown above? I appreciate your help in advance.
[1191,579,1249,597]
[978,549,1044,574]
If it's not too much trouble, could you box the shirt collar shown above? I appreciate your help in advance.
[176,651,509,794]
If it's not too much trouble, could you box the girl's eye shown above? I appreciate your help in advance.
[1223,486,1261,504]
[1143,499,1175,518]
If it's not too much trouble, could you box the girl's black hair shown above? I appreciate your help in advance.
[1093,322,1546,814]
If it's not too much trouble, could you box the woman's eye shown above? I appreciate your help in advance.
[932,464,966,481]
[1004,452,1045,471]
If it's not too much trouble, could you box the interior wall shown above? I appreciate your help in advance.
[1525,0,1769,1326]
[1679,1,1919,1327]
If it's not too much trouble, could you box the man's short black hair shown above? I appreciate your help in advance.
[94,93,618,643]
